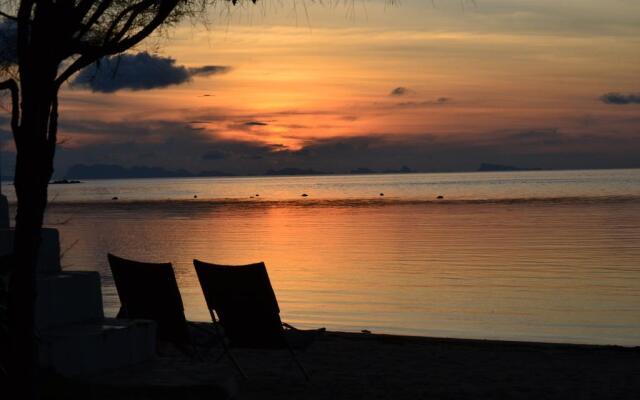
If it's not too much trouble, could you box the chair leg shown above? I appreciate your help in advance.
[225,348,247,379]
[214,347,227,363]
[288,345,310,381]
[208,310,247,378]
[191,341,203,361]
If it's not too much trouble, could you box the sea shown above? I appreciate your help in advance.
[4,169,640,346]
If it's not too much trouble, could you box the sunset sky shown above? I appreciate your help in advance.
[1,0,640,176]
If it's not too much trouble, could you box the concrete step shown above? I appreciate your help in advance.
[36,271,104,330]
[39,318,157,377]
[0,227,61,273]
[0,194,8,229]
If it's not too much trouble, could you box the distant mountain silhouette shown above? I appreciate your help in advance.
[350,166,416,174]
[382,165,415,174]
[265,168,330,176]
[477,163,541,172]
[350,167,377,174]
[65,164,233,179]
[197,169,236,177]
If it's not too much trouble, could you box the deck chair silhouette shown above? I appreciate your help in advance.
[108,253,193,350]
[193,260,319,380]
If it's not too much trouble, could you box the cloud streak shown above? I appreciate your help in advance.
[394,97,451,108]
[600,92,640,105]
[189,66,232,77]
[244,121,269,126]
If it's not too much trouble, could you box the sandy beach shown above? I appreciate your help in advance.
[48,327,640,400]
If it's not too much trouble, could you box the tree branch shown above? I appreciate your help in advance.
[55,0,179,87]
[47,95,58,157]
[103,0,156,46]
[16,0,35,74]
[75,0,113,42]
[0,78,20,137]
[0,10,18,21]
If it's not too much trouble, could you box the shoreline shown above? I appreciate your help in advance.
[53,327,640,400]
[329,330,640,350]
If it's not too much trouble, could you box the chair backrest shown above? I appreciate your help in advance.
[193,260,286,349]
[108,253,190,344]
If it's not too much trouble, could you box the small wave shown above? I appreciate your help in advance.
[42,195,640,210]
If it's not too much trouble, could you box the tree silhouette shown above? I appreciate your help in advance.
[0,0,255,396]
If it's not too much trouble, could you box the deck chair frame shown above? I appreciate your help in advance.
[108,253,198,356]
[194,260,310,380]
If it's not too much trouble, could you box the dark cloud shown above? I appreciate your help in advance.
[600,92,640,105]
[507,129,564,145]
[0,20,17,67]
[60,118,195,139]
[50,117,291,175]
[202,150,228,160]
[244,121,269,126]
[390,87,413,97]
[72,52,231,93]
[33,112,640,178]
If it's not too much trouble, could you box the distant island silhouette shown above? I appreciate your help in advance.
[65,164,235,180]
[55,163,549,180]
[65,164,340,179]
[265,168,330,176]
[350,167,376,174]
[477,163,541,172]
[350,166,415,174]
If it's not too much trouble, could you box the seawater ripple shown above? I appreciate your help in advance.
[41,195,640,209]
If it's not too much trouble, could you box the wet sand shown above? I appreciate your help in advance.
[59,328,640,400]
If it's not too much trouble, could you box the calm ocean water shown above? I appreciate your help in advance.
[6,169,640,345]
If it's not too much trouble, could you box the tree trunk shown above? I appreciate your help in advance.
[8,83,56,397]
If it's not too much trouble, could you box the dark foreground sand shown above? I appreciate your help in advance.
[48,328,640,400]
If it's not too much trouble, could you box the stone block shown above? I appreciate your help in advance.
[36,271,104,330]
[39,319,157,376]
[0,194,8,229]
